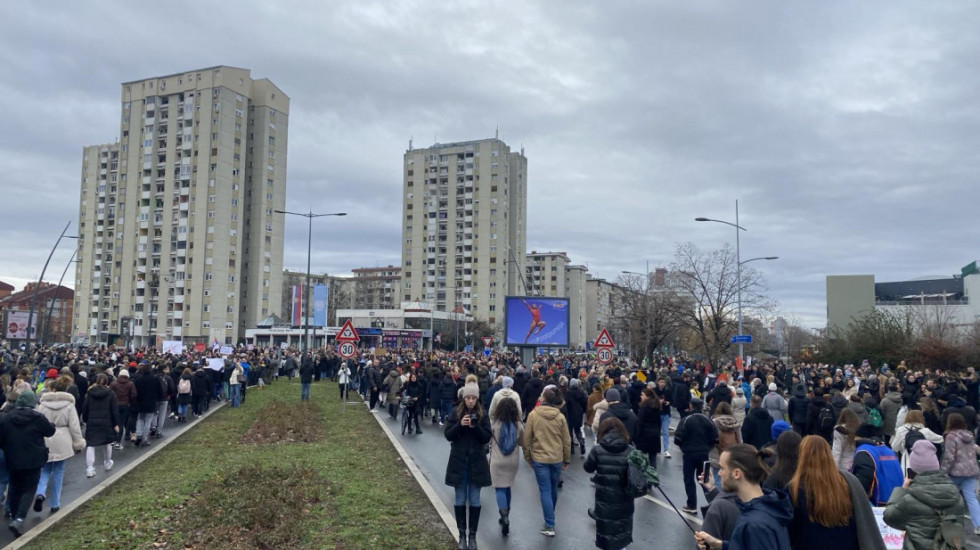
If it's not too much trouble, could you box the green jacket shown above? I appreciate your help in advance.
[883,470,964,550]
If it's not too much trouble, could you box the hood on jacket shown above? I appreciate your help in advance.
[8,407,41,426]
[532,404,564,421]
[883,391,902,404]
[598,430,629,453]
[38,391,75,410]
[907,470,963,509]
[947,429,974,445]
[740,489,794,525]
[830,394,848,408]
[87,386,111,400]
[713,414,739,432]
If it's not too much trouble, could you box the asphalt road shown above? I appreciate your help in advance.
[375,404,704,550]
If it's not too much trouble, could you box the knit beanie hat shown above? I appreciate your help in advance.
[501,376,514,388]
[605,388,621,402]
[118,369,130,378]
[462,383,479,398]
[569,379,580,389]
[908,439,940,473]
[770,421,791,441]
[768,382,778,392]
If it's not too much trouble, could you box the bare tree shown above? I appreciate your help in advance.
[615,272,683,361]
[667,242,775,368]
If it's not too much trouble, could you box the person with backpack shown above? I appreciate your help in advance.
[176,368,192,423]
[809,392,836,444]
[864,395,884,438]
[890,410,944,472]
[884,439,965,550]
[940,412,980,535]
[489,397,523,537]
[584,417,634,550]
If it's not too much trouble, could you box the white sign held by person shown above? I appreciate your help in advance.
[219,345,234,355]
[206,358,225,372]
[162,340,183,355]
[872,507,904,550]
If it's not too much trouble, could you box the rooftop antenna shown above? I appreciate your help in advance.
[408,136,413,151]
[495,125,499,140]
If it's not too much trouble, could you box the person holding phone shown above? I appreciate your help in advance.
[885,438,964,548]
[445,383,492,550]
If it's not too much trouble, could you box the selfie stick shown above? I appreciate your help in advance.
[652,484,699,535]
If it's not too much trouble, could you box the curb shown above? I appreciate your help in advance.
[4,400,227,550]
[363,400,459,543]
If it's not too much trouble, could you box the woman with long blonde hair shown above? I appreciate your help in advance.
[787,436,884,550]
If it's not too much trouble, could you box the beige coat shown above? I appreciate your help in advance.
[490,419,524,488]
[489,388,522,420]
[37,392,85,462]
[591,400,610,434]
[522,404,571,465]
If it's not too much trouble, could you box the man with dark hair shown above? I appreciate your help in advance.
[675,397,718,515]
[740,395,773,451]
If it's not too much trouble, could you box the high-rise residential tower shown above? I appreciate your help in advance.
[400,138,527,331]
[74,66,289,346]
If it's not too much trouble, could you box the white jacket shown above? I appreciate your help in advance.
[37,392,85,462]
[891,422,944,470]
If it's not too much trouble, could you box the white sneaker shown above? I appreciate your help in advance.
[86,467,96,478]
[665,451,672,458]
[104,460,114,472]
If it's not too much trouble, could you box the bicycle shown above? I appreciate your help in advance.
[400,397,411,435]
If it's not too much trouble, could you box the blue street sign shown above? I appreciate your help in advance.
[483,348,491,357]
[586,342,592,350]
[465,345,472,352]
[730,335,752,344]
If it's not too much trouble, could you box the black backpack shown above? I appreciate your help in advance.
[904,426,927,454]
[817,406,835,433]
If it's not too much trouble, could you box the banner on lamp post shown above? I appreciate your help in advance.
[313,284,328,327]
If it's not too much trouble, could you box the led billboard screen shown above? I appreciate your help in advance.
[504,296,570,347]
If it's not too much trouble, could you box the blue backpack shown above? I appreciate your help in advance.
[498,421,518,456]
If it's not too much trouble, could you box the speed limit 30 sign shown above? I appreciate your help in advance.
[597,348,613,364]
[338,342,357,358]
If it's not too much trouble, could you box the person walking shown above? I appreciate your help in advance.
[786,436,885,550]
[445,383,492,550]
[299,355,314,402]
[109,369,136,449]
[81,373,119,480]
[489,397,523,537]
[385,367,404,420]
[741,395,774,451]
[523,387,571,537]
[653,377,673,457]
[175,368,192,422]
[762,383,788,422]
[693,444,793,550]
[401,372,422,435]
[190,366,210,417]
[337,361,351,400]
[584,417,634,550]
[32,376,85,516]
[675,397,718,515]
[884,439,965,549]
[890,409,944,472]
[133,364,162,447]
[634,387,662,466]
[565,378,588,457]
[228,361,243,408]
[0,391,54,537]
[940,412,980,535]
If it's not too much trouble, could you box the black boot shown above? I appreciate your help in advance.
[454,505,468,550]
[414,417,422,434]
[468,506,480,549]
[499,508,509,536]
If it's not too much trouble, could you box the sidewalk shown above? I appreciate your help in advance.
[2,400,225,549]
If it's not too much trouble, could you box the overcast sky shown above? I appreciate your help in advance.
[1,1,978,328]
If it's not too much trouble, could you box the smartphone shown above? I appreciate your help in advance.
[702,461,711,479]
[906,468,916,480]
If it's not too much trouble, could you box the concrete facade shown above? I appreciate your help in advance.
[400,138,527,332]
[74,66,289,346]
[826,275,876,332]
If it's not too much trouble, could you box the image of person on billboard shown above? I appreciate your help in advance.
[522,299,546,344]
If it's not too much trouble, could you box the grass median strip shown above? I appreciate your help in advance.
[22,381,455,550]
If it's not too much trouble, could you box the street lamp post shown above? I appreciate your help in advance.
[275,210,346,353]
[42,250,80,345]
[26,223,75,351]
[696,201,777,364]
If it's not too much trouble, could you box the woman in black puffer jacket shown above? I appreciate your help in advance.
[82,373,119,477]
[584,416,633,550]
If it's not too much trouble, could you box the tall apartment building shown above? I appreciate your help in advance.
[74,66,289,346]
[565,265,588,349]
[525,251,570,297]
[400,138,527,329]
[586,275,622,345]
[351,266,402,310]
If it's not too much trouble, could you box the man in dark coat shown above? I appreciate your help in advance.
[673,373,693,418]
[674,397,718,514]
[565,379,588,456]
[787,385,809,435]
[299,355,314,402]
[707,380,733,416]
[600,389,638,441]
[627,377,646,415]
[132,364,162,447]
[191,367,210,416]
[0,391,55,535]
[740,395,774,451]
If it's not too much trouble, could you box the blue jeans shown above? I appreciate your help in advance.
[230,384,241,407]
[952,476,980,528]
[36,460,66,509]
[177,403,189,417]
[301,382,311,401]
[454,469,481,507]
[0,449,9,514]
[531,461,562,528]
[495,487,511,510]
[661,414,671,454]
[440,399,453,422]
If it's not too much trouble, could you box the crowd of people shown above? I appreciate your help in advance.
[337,349,980,550]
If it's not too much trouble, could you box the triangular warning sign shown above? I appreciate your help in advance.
[594,328,615,348]
[481,337,493,347]
[335,320,360,342]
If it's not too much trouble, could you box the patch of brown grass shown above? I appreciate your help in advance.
[239,401,324,445]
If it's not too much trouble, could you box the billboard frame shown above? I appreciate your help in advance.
[503,295,571,348]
